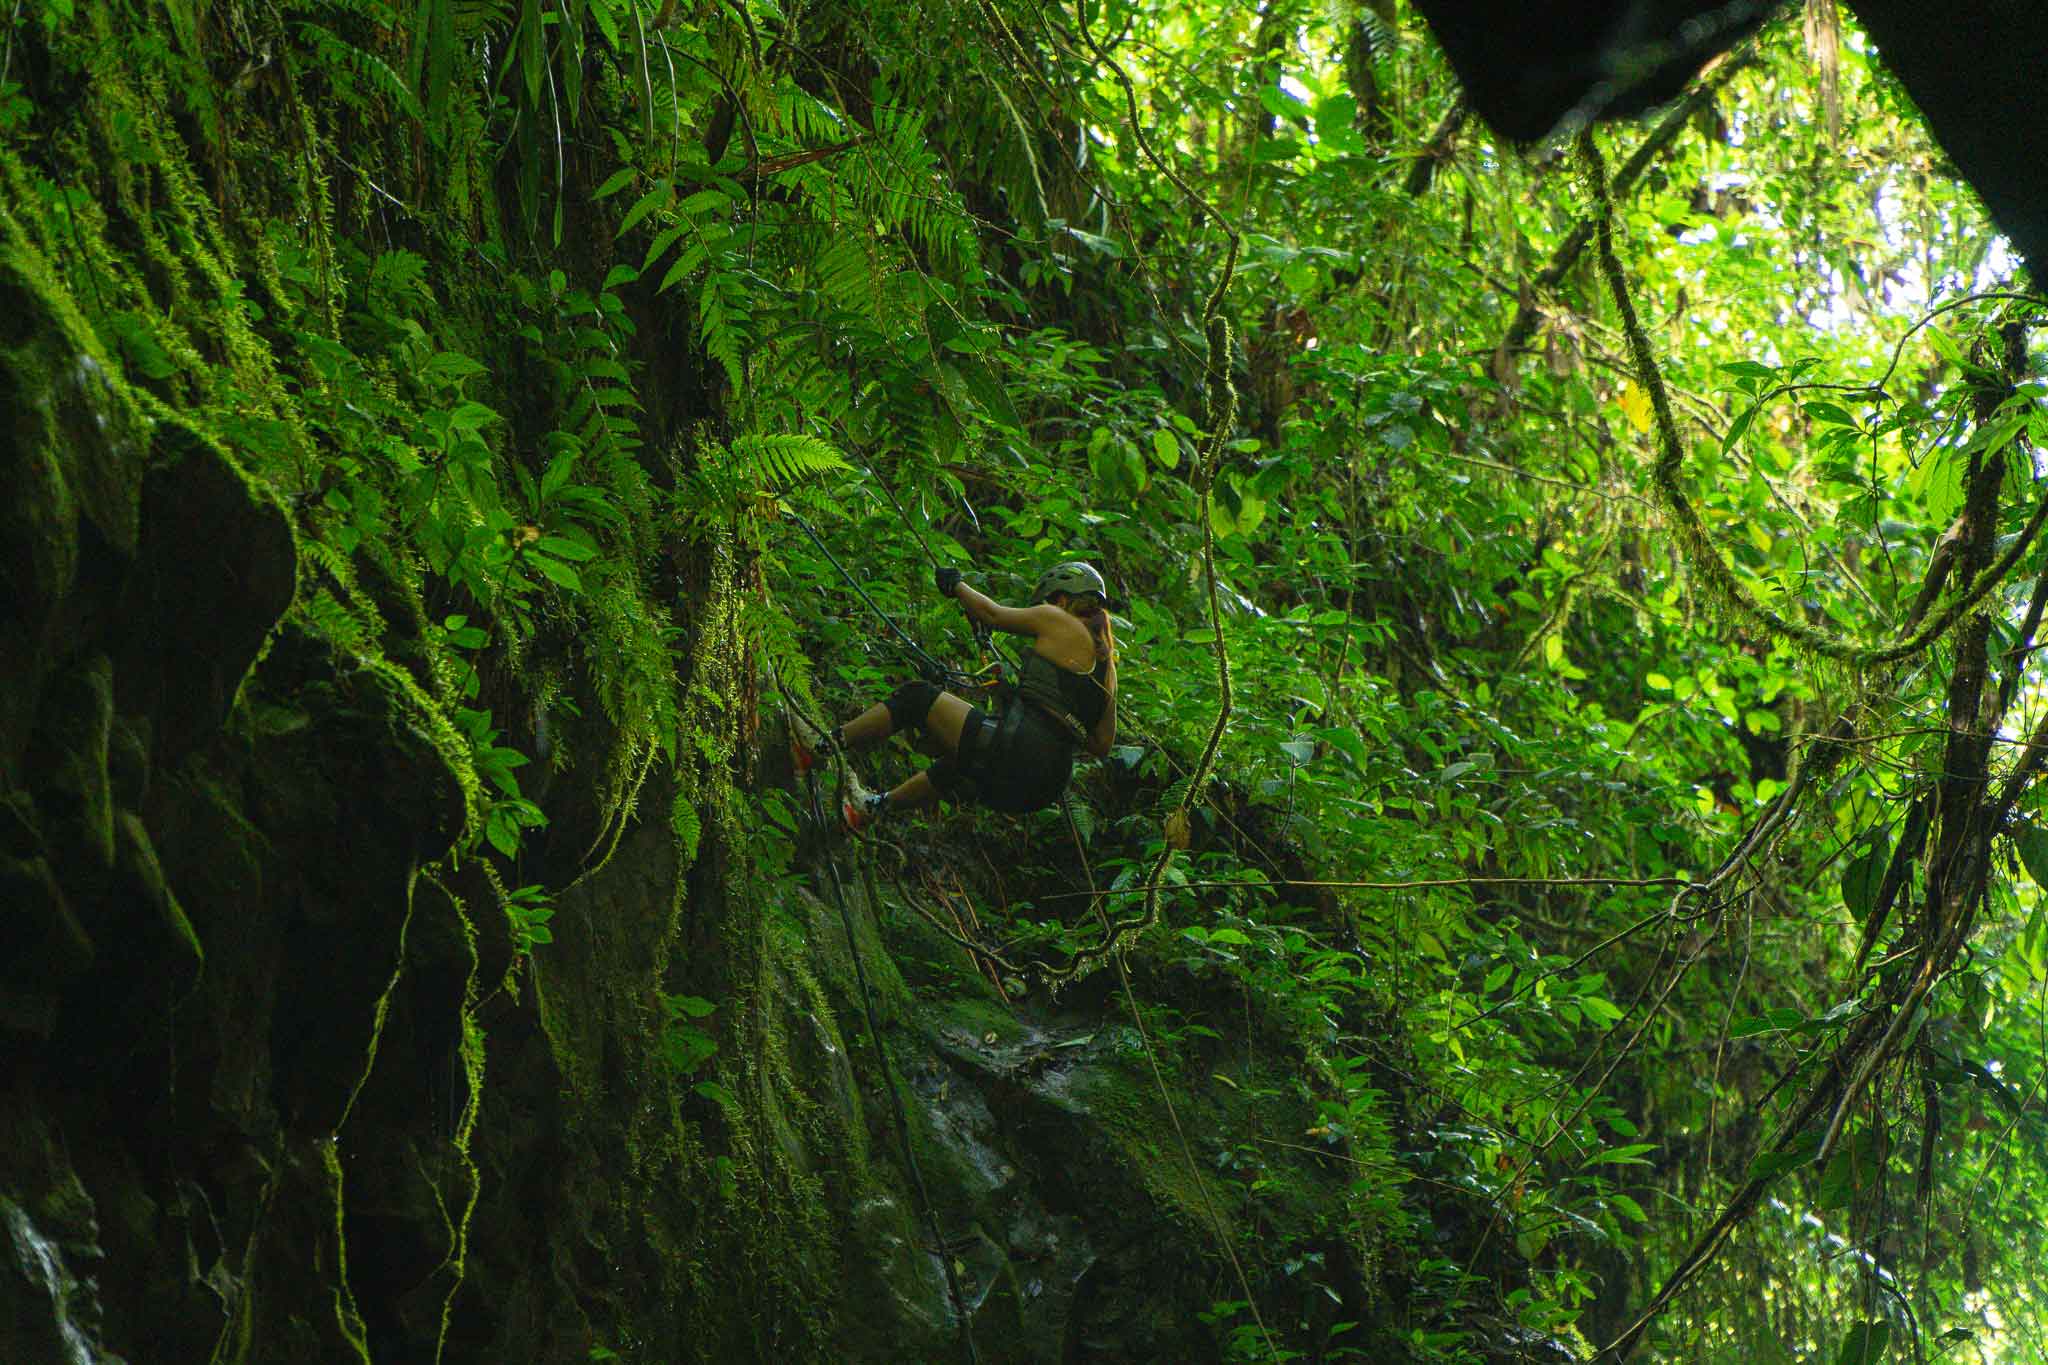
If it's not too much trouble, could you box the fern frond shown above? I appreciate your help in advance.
[864,99,980,280]
[370,248,433,309]
[294,22,427,120]
[776,85,851,145]
[298,585,381,652]
[811,233,882,316]
[730,434,851,492]
[746,590,816,718]
[698,268,751,390]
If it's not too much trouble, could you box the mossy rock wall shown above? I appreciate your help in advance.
[0,221,1423,1364]
[0,9,1565,1362]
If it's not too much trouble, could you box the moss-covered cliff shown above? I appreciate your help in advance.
[0,4,1479,1362]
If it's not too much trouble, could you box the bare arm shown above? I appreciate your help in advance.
[952,582,1063,638]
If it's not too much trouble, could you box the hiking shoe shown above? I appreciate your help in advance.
[841,780,888,835]
[789,709,838,776]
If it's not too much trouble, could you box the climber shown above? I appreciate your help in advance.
[793,561,1118,830]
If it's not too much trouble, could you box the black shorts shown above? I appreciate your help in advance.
[927,702,1077,813]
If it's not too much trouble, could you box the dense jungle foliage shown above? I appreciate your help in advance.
[6,0,2048,1360]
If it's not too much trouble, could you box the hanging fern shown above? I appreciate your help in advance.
[730,434,851,492]
[777,85,853,147]
[293,21,427,121]
[698,267,752,391]
[863,98,981,282]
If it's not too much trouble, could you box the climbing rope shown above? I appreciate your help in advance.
[760,650,980,1362]
[784,506,951,679]
[784,504,1004,694]
[800,758,983,1365]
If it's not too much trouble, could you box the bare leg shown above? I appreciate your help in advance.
[841,692,973,752]
[919,692,973,753]
[883,770,942,811]
[840,702,895,747]
[839,691,972,822]
[886,696,972,811]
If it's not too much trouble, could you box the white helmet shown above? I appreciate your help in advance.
[1033,561,1107,603]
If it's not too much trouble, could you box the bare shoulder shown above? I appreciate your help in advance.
[1018,603,1074,633]
[1029,612,1096,671]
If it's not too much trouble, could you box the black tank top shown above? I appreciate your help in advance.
[1017,650,1109,732]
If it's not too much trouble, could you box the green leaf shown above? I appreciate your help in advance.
[1151,428,1182,469]
[1835,1319,1891,1365]
[422,351,487,385]
[592,167,637,200]
[485,808,518,856]
[1580,995,1624,1025]
[2013,825,2048,888]
[640,222,689,272]
[1258,83,1306,120]
[675,188,731,220]
[1313,93,1357,129]
[659,242,709,292]
[1208,495,1238,539]
[1585,1143,1656,1167]
[1251,135,1303,164]
[1841,842,1887,919]
[1235,487,1266,536]
[1710,400,1758,459]
[529,552,584,592]
[1802,400,1860,429]
[536,534,598,561]
[2022,905,2048,980]
[447,400,502,434]
[539,450,576,501]
[615,180,671,238]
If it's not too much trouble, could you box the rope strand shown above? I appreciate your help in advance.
[803,765,982,1365]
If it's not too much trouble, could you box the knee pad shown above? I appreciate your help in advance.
[925,754,965,797]
[885,679,943,733]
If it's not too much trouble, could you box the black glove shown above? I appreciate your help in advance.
[935,566,964,598]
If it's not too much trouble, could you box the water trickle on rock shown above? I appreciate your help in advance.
[3,1197,123,1365]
